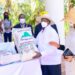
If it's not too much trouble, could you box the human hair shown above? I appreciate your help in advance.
[3,12,9,20]
[19,14,25,19]
[3,12,9,16]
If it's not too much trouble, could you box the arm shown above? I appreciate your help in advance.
[40,45,59,57]
[49,41,60,48]
[40,27,60,57]
[33,27,60,58]
[33,42,59,59]
[10,20,12,29]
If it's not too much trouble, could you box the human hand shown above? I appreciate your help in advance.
[49,41,60,48]
[64,56,74,62]
[32,51,41,59]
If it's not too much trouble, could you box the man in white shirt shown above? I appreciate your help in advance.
[34,14,63,75]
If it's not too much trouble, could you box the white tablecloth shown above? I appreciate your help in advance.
[0,59,42,75]
[0,42,42,75]
[0,42,16,54]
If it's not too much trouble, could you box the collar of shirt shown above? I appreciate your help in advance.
[20,23,26,28]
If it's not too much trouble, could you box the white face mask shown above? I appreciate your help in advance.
[20,19,25,24]
[41,22,48,28]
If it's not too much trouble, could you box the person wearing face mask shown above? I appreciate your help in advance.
[13,14,33,32]
[2,12,12,42]
[13,14,33,53]
[33,14,63,75]
[34,15,58,38]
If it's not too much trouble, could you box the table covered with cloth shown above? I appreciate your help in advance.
[0,42,42,75]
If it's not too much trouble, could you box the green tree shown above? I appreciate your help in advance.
[71,0,75,6]
[1,0,45,27]
[5,0,11,12]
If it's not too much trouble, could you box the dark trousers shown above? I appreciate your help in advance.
[41,64,61,75]
[4,32,12,42]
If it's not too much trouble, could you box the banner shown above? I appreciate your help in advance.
[12,27,37,61]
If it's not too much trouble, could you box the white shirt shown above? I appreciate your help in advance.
[36,25,63,65]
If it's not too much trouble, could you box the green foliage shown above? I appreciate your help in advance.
[71,0,75,6]
[4,0,11,12]
[64,0,68,14]
[18,0,45,27]
[4,0,45,27]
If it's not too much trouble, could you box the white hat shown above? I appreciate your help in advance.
[41,14,51,21]
[41,14,54,24]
